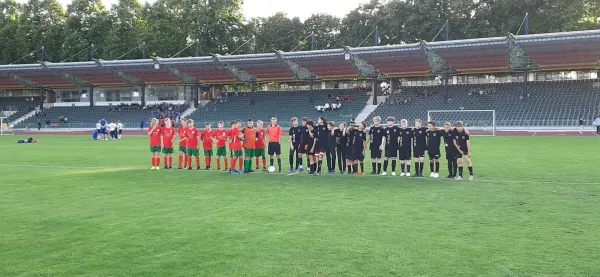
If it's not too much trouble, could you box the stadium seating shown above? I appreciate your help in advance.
[365,80,600,127]
[17,103,187,129]
[187,89,370,126]
[0,97,42,123]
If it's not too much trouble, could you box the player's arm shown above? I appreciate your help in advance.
[362,134,368,155]
[466,135,471,157]
[147,126,156,136]
[380,135,386,150]
[453,136,462,154]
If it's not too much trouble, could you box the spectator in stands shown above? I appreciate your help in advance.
[46,119,51,127]
[579,117,585,133]
[325,103,331,112]
[593,116,600,134]
[140,120,144,130]
[37,121,41,131]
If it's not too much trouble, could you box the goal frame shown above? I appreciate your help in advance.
[427,109,496,136]
[0,117,14,135]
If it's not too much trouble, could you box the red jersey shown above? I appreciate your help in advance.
[148,126,162,146]
[162,126,175,148]
[178,127,187,146]
[267,124,283,142]
[242,127,257,149]
[229,128,243,151]
[256,128,266,149]
[200,130,214,150]
[186,127,200,149]
[214,129,228,148]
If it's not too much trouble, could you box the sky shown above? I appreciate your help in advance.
[47,0,370,20]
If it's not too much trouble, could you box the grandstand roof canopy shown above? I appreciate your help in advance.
[1,30,599,89]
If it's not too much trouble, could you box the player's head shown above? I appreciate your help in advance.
[327,121,335,130]
[373,116,381,126]
[291,117,298,127]
[230,120,236,127]
[427,121,435,130]
[151,118,159,127]
[318,117,327,125]
[271,116,277,125]
[306,120,314,130]
[456,121,464,132]
[339,121,346,129]
[386,116,395,127]
[415,119,422,128]
[443,122,452,131]
[165,118,172,128]
[218,121,224,129]
[348,121,355,129]
[180,118,187,126]
[205,122,211,130]
[235,120,242,128]
[257,120,263,128]
[247,119,254,128]
[187,119,194,127]
[359,122,366,131]
[302,117,308,126]
[401,119,408,128]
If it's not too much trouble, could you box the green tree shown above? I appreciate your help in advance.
[143,0,190,58]
[302,13,341,50]
[0,0,22,64]
[337,0,383,47]
[103,0,147,60]
[15,0,66,63]
[62,0,111,62]
[253,13,305,53]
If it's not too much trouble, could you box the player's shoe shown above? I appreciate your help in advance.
[155,167,160,170]
[380,172,387,176]
[469,175,474,181]
[455,176,463,180]
[400,172,406,177]
[406,172,411,177]
[150,166,156,170]
[430,172,435,178]
[289,168,294,173]
[371,171,377,175]
[361,172,365,176]
[434,173,440,179]
[230,170,238,175]
[197,167,201,170]
[164,166,169,170]
[446,175,453,179]
[392,172,397,176]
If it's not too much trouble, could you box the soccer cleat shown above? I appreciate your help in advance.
[164,166,169,170]
[430,172,435,178]
[197,167,201,170]
[391,172,397,176]
[217,169,221,172]
[434,173,440,179]
[150,166,156,170]
[289,168,294,173]
[354,172,359,176]
[361,172,365,176]
[177,167,182,170]
[230,171,238,175]
[469,175,474,181]
[380,172,387,176]
[455,176,463,180]
[155,167,160,170]
[371,171,377,175]
[446,175,453,179]
[400,172,406,177]
[406,173,411,177]
[187,167,192,170]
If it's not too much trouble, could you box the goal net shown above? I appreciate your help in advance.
[0,117,14,135]
[427,110,496,136]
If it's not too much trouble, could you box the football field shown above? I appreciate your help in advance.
[0,135,598,276]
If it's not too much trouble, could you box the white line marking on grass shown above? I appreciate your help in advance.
[1,164,598,185]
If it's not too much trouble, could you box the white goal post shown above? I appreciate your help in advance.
[427,110,496,136]
[0,117,14,135]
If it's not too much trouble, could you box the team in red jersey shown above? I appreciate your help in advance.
[161,119,176,169]
[255,120,267,171]
[229,120,244,174]
[186,119,201,170]
[148,118,162,169]
[213,121,229,171]
[200,123,215,170]
[177,118,188,169]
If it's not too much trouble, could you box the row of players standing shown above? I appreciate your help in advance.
[288,116,474,180]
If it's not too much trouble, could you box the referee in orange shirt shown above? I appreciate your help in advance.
[267,116,283,172]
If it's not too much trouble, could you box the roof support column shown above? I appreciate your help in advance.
[390,78,398,94]
[89,86,94,107]
[140,85,146,107]
[39,88,45,110]
[250,78,256,106]
[523,71,529,99]
[309,78,315,104]
[443,73,449,102]
[193,84,199,108]
[372,76,378,105]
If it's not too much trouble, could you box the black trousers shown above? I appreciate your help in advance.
[336,147,346,172]
[597,126,600,134]
[326,148,336,171]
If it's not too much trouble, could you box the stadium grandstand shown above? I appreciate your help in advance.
[1,30,600,131]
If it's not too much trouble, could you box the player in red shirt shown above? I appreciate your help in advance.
[229,120,244,174]
[255,120,267,171]
[213,121,229,171]
[161,118,176,169]
[267,116,283,172]
[177,118,188,169]
[185,119,201,170]
[200,122,215,170]
[148,118,162,170]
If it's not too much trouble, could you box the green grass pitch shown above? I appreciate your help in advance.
[0,135,598,276]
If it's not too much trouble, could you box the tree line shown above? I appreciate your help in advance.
[0,0,598,65]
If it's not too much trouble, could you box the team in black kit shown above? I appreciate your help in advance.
[286,116,474,180]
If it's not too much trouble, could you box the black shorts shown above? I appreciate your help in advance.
[385,146,398,158]
[456,147,468,158]
[399,147,411,160]
[315,143,326,155]
[370,148,382,159]
[297,143,307,154]
[428,151,441,160]
[413,147,425,158]
[118,129,123,134]
[268,142,281,155]
[349,148,364,161]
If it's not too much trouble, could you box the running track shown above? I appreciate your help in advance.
[11,130,600,137]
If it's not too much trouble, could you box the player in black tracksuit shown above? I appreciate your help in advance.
[344,124,356,174]
[350,122,367,175]
[453,121,474,180]
[426,121,442,178]
[326,122,337,174]
[368,116,385,175]
[315,117,329,174]
[442,122,458,178]
[288,117,302,172]
[299,117,310,172]
[412,119,428,177]
[399,119,413,176]
[381,117,400,175]
[306,120,317,174]
[335,122,347,174]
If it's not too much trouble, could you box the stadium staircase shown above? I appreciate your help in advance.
[364,80,600,128]
[355,95,387,123]
[179,106,197,119]
[10,110,38,126]
[0,97,43,124]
